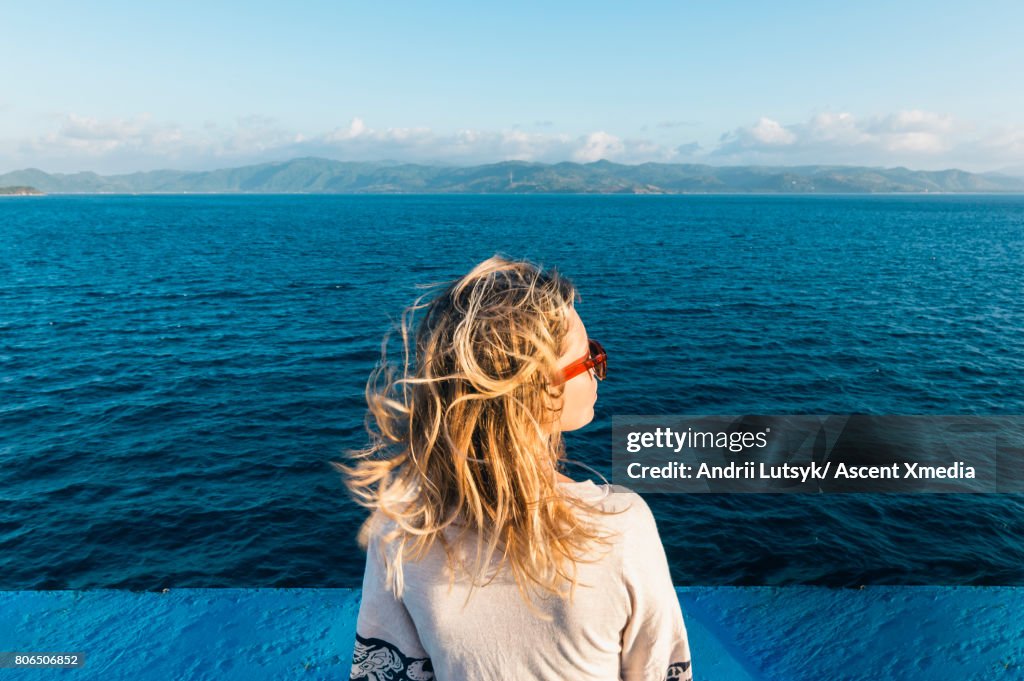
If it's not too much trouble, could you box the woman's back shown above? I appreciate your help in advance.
[341,256,693,680]
[350,480,693,681]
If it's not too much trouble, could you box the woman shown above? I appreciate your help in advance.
[337,255,692,681]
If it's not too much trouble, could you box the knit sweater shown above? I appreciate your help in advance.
[348,480,693,681]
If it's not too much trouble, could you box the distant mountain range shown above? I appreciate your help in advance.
[2,157,1023,194]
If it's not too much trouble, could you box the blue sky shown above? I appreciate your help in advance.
[3,0,1022,174]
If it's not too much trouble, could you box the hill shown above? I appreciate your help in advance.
[0,185,44,195]
[1,158,1021,194]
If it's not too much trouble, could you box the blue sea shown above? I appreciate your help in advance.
[2,194,1023,589]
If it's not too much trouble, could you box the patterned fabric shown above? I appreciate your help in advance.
[349,634,434,681]
[666,659,692,680]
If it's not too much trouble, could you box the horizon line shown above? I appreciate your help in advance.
[1,156,1018,177]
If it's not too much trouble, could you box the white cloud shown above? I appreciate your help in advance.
[572,131,625,162]
[885,131,944,153]
[750,118,796,145]
[711,109,1002,169]
[43,113,179,151]
[868,109,956,135]
[10,113,302,172]
[804,112,866,144]
[983,124,1024,154]
[4,110,1024,174]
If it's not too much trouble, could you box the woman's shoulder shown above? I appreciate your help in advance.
[363,481,658,542]
[360,508,408,555]
[560,480,657,528]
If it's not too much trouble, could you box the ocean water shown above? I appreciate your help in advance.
[2,194,1023,589]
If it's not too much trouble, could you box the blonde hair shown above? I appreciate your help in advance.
[333,254,625,619]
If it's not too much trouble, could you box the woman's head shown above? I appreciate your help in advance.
[337,254,619,616]
[412,255,597,440]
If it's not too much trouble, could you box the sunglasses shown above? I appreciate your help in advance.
[556,339,607,386]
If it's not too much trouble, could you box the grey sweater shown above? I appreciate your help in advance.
[349,480,693,681]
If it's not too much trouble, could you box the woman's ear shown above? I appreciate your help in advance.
[539,382,564,435]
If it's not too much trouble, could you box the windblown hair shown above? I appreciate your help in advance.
[334,255,624,619]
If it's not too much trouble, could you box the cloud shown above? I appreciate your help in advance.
[43,113,182,151]
[866,110,957,135]
[324,117,374,141]
[7,115,675,173]
[4,109,1024,174]
[572,131,625,162]
[983,124,1024,155]
[11,113,305,172]
[752,117,797,145]
[675,142,703,156]
[710,109,1001,168]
